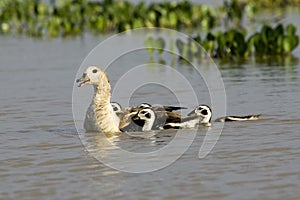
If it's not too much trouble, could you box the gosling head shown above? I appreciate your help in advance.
[188,105,212,125]
[133,108,156,131]
[111,102,122,112]
[137,103,152,109]
[136,108,155,121]
[76,66,108,87]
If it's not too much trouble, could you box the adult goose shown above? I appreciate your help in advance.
[77,66,121,133]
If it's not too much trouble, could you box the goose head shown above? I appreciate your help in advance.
[76,66,108,87]
[188,105,212,125]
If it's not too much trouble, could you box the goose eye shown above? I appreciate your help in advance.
[201,110,208,115]
[92,69,98,73]
[141,111,146,114]
[113,107,118,111]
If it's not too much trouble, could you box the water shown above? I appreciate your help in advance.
[1,33,300,200]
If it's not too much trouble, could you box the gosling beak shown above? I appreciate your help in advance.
[187,110,197,117]
[132,113,140,121]
[76,73,90,87]
[129,107,139,112]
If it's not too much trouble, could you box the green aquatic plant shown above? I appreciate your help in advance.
[218,29,247,59]
[202,32,215,57]
[223,0,243,27]
[0,0,220,37]
[146,23,299,63]
[248,24,299,56]
[242,0,300,8]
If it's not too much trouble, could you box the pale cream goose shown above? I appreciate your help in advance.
[76,66,121,133]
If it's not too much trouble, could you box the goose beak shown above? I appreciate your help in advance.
[76,73,90,87]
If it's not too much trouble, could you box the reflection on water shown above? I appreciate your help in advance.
[1,34,300,200]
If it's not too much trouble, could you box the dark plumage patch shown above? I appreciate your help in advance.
[145,113,151,119]
[201,109,208,115]
[163,124,180,129]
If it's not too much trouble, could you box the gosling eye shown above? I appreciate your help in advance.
[92,69,98,73]
[201,110,208,115]
[140,111,146,114]
[145,113,151,119]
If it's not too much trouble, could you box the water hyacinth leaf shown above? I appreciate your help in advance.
[277,35,284,53]
[274,24,284,38]
[202,40,215,56]
[261,25,274,44]
[147,11,156,23]
[216,31,225,46]
[283,36,293,53]
[37,3,48,16]
[1,23,10,33]
[96,17,106,31]
[233,31,246,56]
[285,24,297,36]
[133,19,143,29]
[168,12,178,27]
[193,35,201,44]
[249,33,264,56]
[206,32,215,41]
[245,2,257,20]
[283,35,299,53]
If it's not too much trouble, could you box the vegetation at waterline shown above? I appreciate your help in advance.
[242,0,300,8]
[145,24,299,62]
[0,0,299,63]
[0,0,218,37]
[1,0,299,38]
